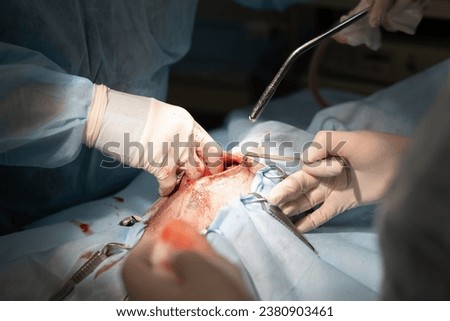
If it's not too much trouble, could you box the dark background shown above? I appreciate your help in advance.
[167,0,450,130]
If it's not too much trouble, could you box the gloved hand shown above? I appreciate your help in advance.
[83,84,223,196]
[267,130,409,232]
[333,0,430,50]
[122,247,253,300]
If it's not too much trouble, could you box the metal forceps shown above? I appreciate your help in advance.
[249,6,370,122]
[50,242,131,300]
[247,192,317,254]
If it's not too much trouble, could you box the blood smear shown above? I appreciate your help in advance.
[79,223,90,234]
[113,196,125,203]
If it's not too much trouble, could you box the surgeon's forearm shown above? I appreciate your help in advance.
[0,63,93,167]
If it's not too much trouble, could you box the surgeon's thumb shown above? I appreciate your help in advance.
[183,153,206,180]
[157,173,177,196]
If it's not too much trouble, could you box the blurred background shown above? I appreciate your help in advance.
[166,0,450,130]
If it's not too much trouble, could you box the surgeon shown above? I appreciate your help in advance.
[123,0,448,300]
[0,0,223,235]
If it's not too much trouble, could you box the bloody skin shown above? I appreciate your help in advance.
[140,152,263,244]
[122,152,263,293]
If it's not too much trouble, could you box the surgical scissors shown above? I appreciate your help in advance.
[249,6,370,122]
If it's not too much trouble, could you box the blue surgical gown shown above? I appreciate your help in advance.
[0,0,198,234]
[0,0,316,234]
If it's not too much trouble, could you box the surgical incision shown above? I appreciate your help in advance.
[142,153,264,243]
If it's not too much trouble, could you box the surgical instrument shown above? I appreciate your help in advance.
[244,151,348,167]
[249,6,370,122]
[247,192,317,254]
[244,151,302,163]
[50,242,130,300]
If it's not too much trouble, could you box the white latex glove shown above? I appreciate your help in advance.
[333,0,430,50]
[268,130,409,232]
[84,84,223,196]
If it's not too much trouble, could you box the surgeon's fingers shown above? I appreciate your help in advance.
[303,130,351,163]
[277,187,325,216]
[183,151,206,180]
[267,171,320,206]
[195,126,224,175]
[158,143,211,196]
[198,141,224,175]
[369,0,393,27]
[295,201,340,233]
[302,157,347,178]
[302,130,344,163]
[157,168,178,196]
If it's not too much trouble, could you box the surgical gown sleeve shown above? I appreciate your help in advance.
[0,42,94,168]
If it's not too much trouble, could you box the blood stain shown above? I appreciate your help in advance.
[71,220,93,235]
[113,196,125,203]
